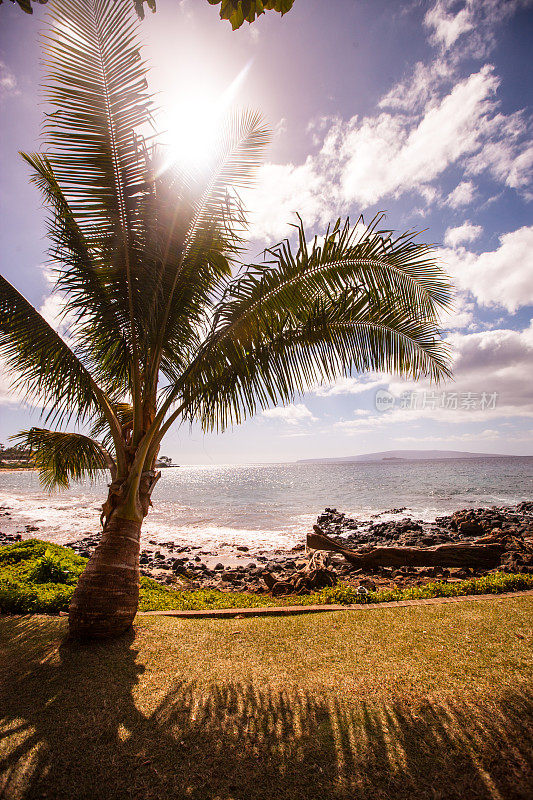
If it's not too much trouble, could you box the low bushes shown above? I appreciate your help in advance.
[310,571,533,606]
[0,538,531,615]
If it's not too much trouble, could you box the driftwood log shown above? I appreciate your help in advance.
[308,525,505,569]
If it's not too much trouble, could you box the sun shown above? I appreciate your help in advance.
[158,61,253,174]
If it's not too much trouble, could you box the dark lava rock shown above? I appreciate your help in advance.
[221,571,239,582]
[458,520,484,536]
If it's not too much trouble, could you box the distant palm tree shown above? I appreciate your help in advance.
[0,0,452,639]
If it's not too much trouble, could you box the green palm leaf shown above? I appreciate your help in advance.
[21,152,132,393]
[13,428,113,489]
[154,216,452,431]
[42,0,156,424]
[0,275,101,426]
[179,280,451,432]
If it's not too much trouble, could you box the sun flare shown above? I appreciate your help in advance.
[159,61,253,174]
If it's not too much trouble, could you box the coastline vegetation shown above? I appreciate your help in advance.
[0,443,32,470]
[1,538,531,615]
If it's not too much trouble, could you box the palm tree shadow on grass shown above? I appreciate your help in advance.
[0,617,532,800]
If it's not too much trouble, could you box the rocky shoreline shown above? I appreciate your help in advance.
[1,500,532,596]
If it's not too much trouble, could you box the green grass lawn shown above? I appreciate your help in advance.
[1,596,532,799]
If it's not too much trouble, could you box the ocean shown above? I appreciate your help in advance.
[0,457,532,555]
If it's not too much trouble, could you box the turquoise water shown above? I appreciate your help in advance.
[1,457,531,553]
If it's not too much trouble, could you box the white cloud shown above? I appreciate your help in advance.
[446,180,476,207]
[387,321,533,420]
[261,403,317,425]
[0,61,18,100]
[505,144,533,193]
[40,293,67,331]
[328,320,533,436]
[443,226,533,312]
[338,66,501,206]
[248,65,530,242]
[465,112,532,192]
[248,159,334,241]
[0,359,19,406]
[444,222,483,247]
[378,60,453,113]
[313,377,383,397]
[424,1,473,51]
[424,0,533,60]
[440,293,476,330]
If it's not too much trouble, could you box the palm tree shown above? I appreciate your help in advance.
[0,0,452,639]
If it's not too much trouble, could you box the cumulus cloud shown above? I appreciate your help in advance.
[387,321,533,420]
[378,60,453,113]
[338,66,501,206]
[247,159,335,242]
[444,222,483,247]
[465,112,533,192]
[440,293,476,330]
[442,226,533,312]
[505,144,533,194]
[0,359,19,406]
[327,320,533,435]
[261,403,317,425]
[247,64,531,242]
[446,180,477,207]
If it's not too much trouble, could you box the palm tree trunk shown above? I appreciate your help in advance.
[68,512,142,638]
[68,470,160,639]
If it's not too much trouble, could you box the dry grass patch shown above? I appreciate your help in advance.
[0,596,532,800]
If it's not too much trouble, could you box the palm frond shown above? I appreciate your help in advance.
[178,283,451,432]
[0,275,102,426]
[13,428,113,490]
[146,110,270,388]
[42,0,153,239]
[21,152,132,393]
[90,402,134,449]
[210,216,452,347]
[42,0,156,419]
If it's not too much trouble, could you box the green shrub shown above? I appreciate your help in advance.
[30,549,72,584]
[0,538,49,566]
[0,539,85,614]
[0,577,75,614]
[309,571,533,606]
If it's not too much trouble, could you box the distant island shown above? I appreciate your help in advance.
[297,449,524,464]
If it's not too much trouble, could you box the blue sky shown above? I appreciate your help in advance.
[0,0,532,463]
